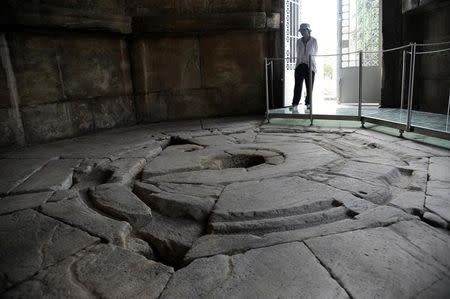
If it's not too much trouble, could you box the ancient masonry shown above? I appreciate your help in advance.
[1,117,449,298]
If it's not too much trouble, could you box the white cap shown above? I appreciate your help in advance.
[299,23,311,32]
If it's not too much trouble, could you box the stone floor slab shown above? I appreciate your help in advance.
[161,242,349,299]
[2,244,173,299]
[305,227,450,298]
[134,181,215,222]
[40,194,131,246]
[0,210,99,291]
[90,183,152,226]
[0,191,53,215]
[0,158,53,195]
[13,159,81,194]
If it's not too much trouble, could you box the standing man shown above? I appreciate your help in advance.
[290,23,318,112]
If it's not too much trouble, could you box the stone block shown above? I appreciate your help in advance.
[161,242,349,298]
[200,32,265,87]
[0,108,16,147]
[59,36,132,99]
[7,33,62,105]
[66,100,94,135]
[135,12,267,33]
[0,158,53,195]
[135,92,167,123]
[131,37,201,93]
[127,0,265,16]
[306,227,450,298]
[0,59,9,109]
[136,212,203,265]
[21,102,74,143]
[5,0,131,33]
[220,82,265,115]
[89,183,152,226]
[2,244,173,298]
[40,194,132,246]
[13,158,81,194]
[92,96,136,130]
[0,191,53,215]
[164,89,223,120]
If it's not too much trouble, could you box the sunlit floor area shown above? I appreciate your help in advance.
[271,104,450,133]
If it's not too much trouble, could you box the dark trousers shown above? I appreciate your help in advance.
[292,63,315,106]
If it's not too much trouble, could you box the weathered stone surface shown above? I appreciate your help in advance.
[142,144,215,177]
[185,206,417,261]
[136,212,203,264]
[90,183,152,226]
[20,103,76,143]
[162,242,349,298]
[3,245,173,299]
[390,189,425,214]
[390,220,450,269]
[229,130,257,144]
[306,227,450,298]
[425,196,450,223]
[127,237,154,259]
[423,211,448,228]
[114,143,163,160]
[202,116,261,133]
[153,182,223,198]
[103,158,146,186]
[40,194,131,246]
[184,234,262,262]
[146,142,340,184]
[131,37,201,93]
[0,123,167,160]
[0,209,99,291]
[0,158,53,195]
[5,2,130,33]
[135,13,267,33]
[0,191,53,215]
[211,206,349,235]
[7,33,61,106]
[187,134,237,146]
[427,180,450,198]
[210,177,359,229]
[134,181,215,222]
[13,159,81,194]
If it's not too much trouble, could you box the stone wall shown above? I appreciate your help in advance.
[0,0,280,147]
[382,0,450,113]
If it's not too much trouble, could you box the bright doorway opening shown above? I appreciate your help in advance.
[283,0,382,114]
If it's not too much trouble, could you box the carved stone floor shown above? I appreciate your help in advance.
[1,117,449,298]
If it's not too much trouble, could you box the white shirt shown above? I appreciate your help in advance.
[295,36,318,72]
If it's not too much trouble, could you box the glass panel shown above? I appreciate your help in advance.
[361,50,407,125]
[410,49,450,133]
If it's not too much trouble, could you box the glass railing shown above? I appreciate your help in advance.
[264,41,450,140]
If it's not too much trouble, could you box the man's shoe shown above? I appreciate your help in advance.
[289,105,298,111]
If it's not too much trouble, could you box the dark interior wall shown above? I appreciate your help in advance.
[382,0,450,113]
[0,0,281,147]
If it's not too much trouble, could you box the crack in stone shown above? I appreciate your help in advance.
[303,241,355,299]
[36,209,109,244]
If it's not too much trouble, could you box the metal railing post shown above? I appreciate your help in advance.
[358,50,363,119]
[265,58,269,121]
[400,50,407,110]
[406,43,416,132]
[270,61,274,108]
[446,90,450,132]
[309,54,313,126]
